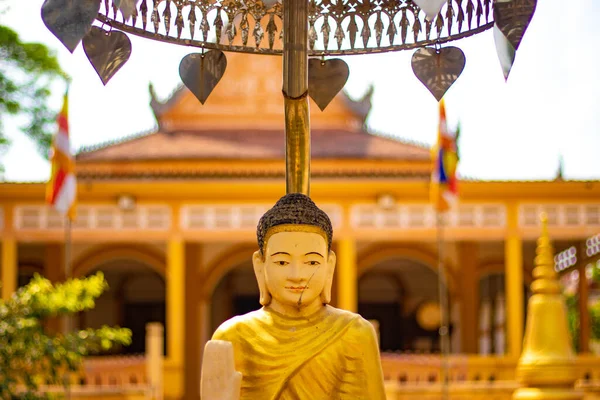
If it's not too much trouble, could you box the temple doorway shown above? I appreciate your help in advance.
[478,271,530,355]
[79,260,166,355]
[359,258,447,353]
[210,261,260,334]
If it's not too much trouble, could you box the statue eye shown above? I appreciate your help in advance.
[276,261,288,266]
[307,261,320,266]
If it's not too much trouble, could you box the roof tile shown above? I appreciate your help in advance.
[77,129,431,162]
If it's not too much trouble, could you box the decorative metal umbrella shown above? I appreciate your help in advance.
[41,0,536,194]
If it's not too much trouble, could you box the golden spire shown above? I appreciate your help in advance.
[514,212,581,400]
[531,213,561,295]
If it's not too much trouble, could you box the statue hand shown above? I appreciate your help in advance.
[201,340,242,400]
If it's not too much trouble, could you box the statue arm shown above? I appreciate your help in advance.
[358,318,387,400]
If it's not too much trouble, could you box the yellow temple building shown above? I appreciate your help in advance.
[1,53,600,399]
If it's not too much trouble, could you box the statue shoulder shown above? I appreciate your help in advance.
[324,306,378,338]
[212,308,266,341]
[350,314,379,339]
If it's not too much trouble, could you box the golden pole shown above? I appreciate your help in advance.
[436,213,450,400]
[513,213,582,400]
[283,0,310,195]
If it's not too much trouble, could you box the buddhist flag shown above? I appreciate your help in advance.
[46,91,77,221]
[431,99,459,212]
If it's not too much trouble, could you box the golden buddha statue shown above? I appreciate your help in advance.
[201,193,386,400]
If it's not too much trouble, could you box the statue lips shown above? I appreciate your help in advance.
[286,286,308,292]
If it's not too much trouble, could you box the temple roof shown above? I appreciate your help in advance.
[75,52,431,179]
[148,82,375,128]
[76,128,430,162]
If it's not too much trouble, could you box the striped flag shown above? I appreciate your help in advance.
[431,99,459,212]
[46,91,77,221]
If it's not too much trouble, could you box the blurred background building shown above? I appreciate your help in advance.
[2,53,599,399]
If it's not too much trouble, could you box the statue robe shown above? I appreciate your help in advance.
[212,305,386,400]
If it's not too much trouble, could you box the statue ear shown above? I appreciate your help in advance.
[253,250,271,306]
[320,250,336,304]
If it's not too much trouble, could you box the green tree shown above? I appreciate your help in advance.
[0,23,67,174]
[0,272,131,399]
[565,293,580,352]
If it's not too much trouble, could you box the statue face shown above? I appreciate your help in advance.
[261,231,334,309]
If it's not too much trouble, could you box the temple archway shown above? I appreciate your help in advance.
[477,270,531,355]
[78,257,166,355]
[358,256,451,353]
[210,260,260,335]
[17,263,44,288]
[201,244,257,299]
[72,245,166,279]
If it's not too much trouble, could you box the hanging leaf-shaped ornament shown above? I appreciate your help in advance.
[308,22,318,50]
[321,16,331,50]
[335,24,345,50]
[187,6,197,40]
[493,0,537,51]
[253,18,265,47]
[83,26,132,85]
[411,46,466,101]
[400,8,409,44]
[114,0,138,21]
[41,0,100,53]
[308,58,350,111]
[179,51,227,105]
[411,7,421,42]
[267,14,278,49]
[374,12,383,47]
[387,15,397,44]
[492,24,515,80]
[348,15,358,49]
[412,0,446,21]
[456,0,465,32]
[262,0,279,9]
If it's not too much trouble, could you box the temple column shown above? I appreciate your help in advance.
[505,203,524,358]
[578,258,590,353]
[1,238,17,301]
[198,298,211,367]
[336,237,357,313]
[184,243,201,400]
[1,206,17,301]
[458,242,479,353]
[165,236,185,399]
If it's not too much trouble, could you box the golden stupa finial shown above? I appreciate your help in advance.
[514,211,581,400]
[540,212,548,236]
[531,212,560,295]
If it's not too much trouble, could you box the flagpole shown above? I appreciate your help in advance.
[436,211,451,400]
[47,83,76,399]
[64,215,72,400]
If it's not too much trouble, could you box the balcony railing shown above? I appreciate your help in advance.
[29,343,600,399]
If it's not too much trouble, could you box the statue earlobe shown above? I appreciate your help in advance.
[252,250,271,306]
[320,250,336,304]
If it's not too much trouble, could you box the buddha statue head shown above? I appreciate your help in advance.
[253,193,336,311]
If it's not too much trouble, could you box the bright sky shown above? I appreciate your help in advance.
[1,0,599,182]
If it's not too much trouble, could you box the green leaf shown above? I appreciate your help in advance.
[0,273,131,398]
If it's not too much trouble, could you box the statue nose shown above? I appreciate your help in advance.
[288,262,303,282]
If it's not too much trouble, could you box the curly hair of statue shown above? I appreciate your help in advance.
[257,193,333,257]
